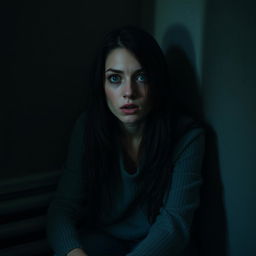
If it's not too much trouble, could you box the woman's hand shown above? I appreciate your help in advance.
[67,248,88,256]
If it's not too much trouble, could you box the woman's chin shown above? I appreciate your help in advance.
[119,115,141,126]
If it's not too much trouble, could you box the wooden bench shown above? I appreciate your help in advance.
[0,170,61,256]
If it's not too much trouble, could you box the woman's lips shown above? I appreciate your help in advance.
[120,104,139,114]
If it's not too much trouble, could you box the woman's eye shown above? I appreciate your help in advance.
[108,74,121,84]
[136,73,147,83]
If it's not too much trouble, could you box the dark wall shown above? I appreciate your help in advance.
[201,1,256,255]
[2,0,144,179]
[153,0,256,255]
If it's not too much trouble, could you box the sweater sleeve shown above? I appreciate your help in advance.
[47,113,86,256]
[127,128,205,256]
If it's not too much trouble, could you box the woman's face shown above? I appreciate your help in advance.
[104,48,151,128]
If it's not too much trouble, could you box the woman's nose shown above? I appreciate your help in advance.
[123,79,136,98]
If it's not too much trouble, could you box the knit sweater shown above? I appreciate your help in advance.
[47,113,205,256]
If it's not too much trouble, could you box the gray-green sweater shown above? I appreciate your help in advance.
[47,113,205,256]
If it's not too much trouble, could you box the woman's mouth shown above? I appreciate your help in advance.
[120,104,139,114]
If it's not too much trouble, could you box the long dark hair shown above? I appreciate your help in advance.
[82,26,179,224]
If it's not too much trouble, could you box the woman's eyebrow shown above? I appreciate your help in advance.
[105,68,123,73]
[105,68,144,73]
[134,68,145,74]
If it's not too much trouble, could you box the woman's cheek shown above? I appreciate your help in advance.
[105,86,118,109]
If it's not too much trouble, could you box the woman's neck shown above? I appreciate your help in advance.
[119,121,144,164]
[120,121,143,142]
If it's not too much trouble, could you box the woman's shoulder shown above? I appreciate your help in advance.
[173,113,204,138]
[174,114,204,135]
[171,114,205,163]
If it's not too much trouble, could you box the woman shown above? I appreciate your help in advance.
[47,26,205,256]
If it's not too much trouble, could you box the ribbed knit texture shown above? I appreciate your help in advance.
[47,113,205,256]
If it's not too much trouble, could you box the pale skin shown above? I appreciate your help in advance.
[67,48,151,256]
[67,248,88,256]
[104,47,151,165]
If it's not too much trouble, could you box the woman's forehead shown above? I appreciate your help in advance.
[105,48,142,72]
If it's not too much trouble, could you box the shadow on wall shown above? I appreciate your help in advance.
[162,24,203,121]
[162,24,228,256]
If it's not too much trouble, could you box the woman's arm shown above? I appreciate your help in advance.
[127,128,205,256]
[47,113,87,256]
